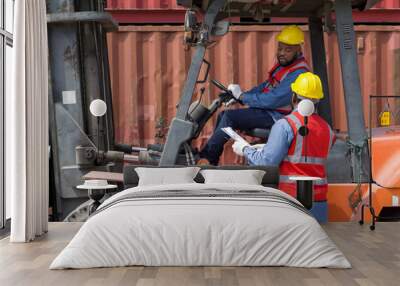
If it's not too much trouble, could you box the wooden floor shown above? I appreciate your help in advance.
[0,222,399,286]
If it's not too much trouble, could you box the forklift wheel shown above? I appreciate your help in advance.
[370,225,375,231]
[358,220,364,225]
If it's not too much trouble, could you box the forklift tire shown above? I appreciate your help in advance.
[63,199,92,222]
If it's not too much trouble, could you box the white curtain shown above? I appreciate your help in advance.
[8,0,49,242]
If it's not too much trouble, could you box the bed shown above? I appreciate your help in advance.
[50,166,350,269]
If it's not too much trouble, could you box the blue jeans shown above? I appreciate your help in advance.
[200,108,275,165]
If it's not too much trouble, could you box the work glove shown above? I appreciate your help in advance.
[232,140,250,157]
[227,84,243,100]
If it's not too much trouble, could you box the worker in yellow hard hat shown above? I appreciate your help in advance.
[290,71,324,101]
[199,25,310,165]
[232,72,335,202]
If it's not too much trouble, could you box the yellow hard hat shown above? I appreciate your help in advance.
[276,25,304,45]
[291,72,324,100]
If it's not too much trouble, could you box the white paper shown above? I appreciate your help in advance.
[221,127,249,145]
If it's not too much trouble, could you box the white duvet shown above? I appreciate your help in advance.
[50,183,351,269]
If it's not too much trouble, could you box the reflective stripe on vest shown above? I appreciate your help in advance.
[284,156,326,164]
[285,113,303,162]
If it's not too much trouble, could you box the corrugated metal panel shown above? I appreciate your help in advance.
[108,25,400,164]
[105,0,185,24]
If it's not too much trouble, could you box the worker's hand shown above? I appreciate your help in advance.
[232,140,250,157]
[251,144,265,150]
[228,84,243,100]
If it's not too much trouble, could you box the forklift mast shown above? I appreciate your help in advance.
[161,0,380,183]
[47,0,118,220]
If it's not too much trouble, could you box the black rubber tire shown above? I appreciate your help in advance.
[370,225,375,231]
[359,220,364,225]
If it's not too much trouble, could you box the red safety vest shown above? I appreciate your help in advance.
[262,57,310,114]
[279,111,335,202]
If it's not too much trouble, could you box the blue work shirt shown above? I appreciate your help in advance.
[243,118,294,166]
[241,68,306,122]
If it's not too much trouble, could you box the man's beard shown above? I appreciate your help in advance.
[278,54,298,66]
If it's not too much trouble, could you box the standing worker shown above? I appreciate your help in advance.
[199,25,310,165]
[232,72,335,203]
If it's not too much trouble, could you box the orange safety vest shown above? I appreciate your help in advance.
[262,57,310,114]
[279,111,335,201]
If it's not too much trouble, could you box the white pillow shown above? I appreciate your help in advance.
[135,167,200,186]
[200,169,266,185]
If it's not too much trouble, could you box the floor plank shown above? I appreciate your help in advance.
[0,222,399,286]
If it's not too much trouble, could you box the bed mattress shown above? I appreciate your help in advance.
[50,183,350,269]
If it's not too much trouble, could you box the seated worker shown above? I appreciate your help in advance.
[199,25,310,165]
[231,72,335,203]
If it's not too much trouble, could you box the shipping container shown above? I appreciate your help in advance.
[107,25,400,164]
[106,0,400,24]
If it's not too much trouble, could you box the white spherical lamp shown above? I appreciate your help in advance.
[298,99,315,117]
[90,99,107,117]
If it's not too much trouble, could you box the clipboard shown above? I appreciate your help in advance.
[221,127,249,145]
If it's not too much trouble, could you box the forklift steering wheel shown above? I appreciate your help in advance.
[211,79,242,104]
[211,79,230,93]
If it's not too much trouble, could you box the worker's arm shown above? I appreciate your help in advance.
[243,119,294,166]
[241,69,306,109]
[244,81,268,95]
